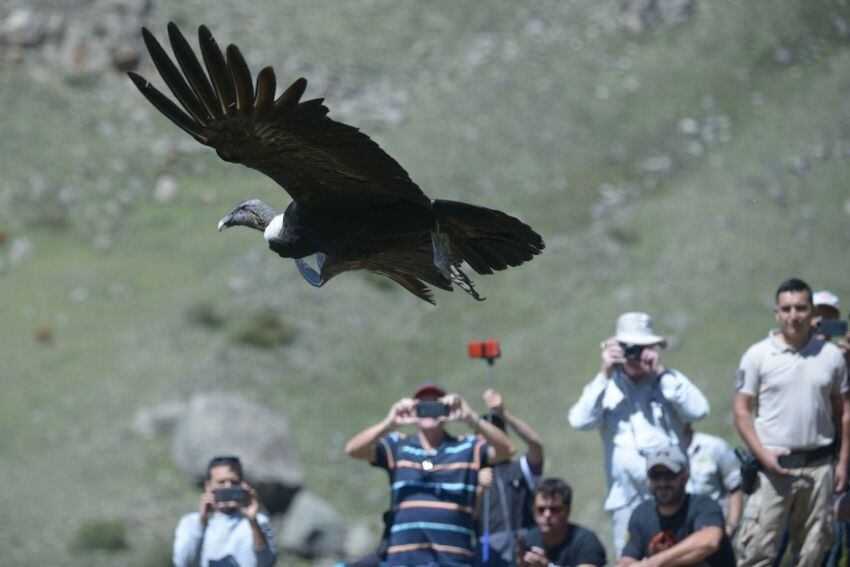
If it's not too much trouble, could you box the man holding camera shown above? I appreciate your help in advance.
[568,312,710,555]
[173,455,278,567]
[734,278,850,566]
[345,382,515,566]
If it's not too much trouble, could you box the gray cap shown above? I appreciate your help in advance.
[645,445,688,474]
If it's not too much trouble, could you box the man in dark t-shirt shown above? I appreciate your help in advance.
[516,477,607,567]
[618,446,735,566]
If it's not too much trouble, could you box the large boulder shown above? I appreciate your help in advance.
[0,0,154,73]
[172,393,303,514]
[278,490,347,560]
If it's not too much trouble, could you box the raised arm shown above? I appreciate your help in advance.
[655,369,709,422]
[445,394,515,463]
[345,398,416,461]
[484,389,544,469]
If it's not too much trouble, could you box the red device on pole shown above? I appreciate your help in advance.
[467,339,501,389]
[467,339,501,362]
[468,339,502,563]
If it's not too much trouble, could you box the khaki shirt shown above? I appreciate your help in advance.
[737,331,849,451]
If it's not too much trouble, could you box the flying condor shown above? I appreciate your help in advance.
[129,23,545,304]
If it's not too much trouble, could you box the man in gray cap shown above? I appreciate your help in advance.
[617,445,736,566]
[569,312,710,555]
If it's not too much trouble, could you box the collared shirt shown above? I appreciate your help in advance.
[568,368,709,511]
[686,431,741,515]
[373,431,490,566]
[173,510,277,567]
[737,331,849,451]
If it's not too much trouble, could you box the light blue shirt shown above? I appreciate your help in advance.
[173,510,277,567]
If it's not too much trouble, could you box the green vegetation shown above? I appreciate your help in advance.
[72,519,130,553]
[2,1,850,564]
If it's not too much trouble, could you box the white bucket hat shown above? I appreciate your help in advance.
[614,312,667,347]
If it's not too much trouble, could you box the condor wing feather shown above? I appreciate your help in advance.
[316,239,454,305]
[130,23,430,210]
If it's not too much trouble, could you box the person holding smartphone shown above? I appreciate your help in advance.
[173,455,277,567]
[345,381,515,566]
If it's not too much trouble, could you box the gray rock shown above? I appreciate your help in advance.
[133,400,187,438]
[172,393,303,514]
[8,237,32,264]
[153,174,179,203]
[2,0,154,74]
[278,490,346,559]
[1,8,47,47]
[344,519,381,562]
[620,0,697,33]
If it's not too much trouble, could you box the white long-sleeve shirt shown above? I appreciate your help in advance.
[173,510,277,567]
[568,369,709,511]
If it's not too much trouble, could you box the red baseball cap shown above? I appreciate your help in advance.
[413,381,446,399]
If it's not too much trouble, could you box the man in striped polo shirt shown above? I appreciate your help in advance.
[346,382,516,566]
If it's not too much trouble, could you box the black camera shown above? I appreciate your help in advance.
[818,319,848,338]
[734,447,762,495]
[620,343,645,361]
[213,486,248,503]
[416,400,449,418]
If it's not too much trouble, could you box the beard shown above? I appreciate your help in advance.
[652,482,686,507]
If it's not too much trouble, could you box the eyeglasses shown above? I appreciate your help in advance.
[648,468,681,481]
[534,504,565,515]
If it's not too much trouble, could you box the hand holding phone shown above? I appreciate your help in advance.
[213,486,248,504]
[415,400,449,418]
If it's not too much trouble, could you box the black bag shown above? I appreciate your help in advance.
[735,446,762,495]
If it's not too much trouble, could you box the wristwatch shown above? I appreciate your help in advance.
[726,522,739,535]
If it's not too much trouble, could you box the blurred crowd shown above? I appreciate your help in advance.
[172,277,849,567]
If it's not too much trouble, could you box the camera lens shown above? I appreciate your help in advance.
[621,343,645,360]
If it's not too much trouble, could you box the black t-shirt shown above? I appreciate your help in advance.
[520,523,607,566]
[621,494,735,566]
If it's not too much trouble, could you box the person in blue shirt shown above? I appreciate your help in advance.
[346,382,515,566]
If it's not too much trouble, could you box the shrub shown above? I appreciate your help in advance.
[186,301,226,329]
[229,310,296,349]
[72,519,129,553]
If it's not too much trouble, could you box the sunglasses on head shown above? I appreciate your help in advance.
[534,504,565,515]
[648,468,681,481]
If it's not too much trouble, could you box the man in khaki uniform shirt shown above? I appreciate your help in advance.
[734,278,850,566]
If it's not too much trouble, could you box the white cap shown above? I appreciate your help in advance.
[614,312,667,347]
[645,445,688,473]
[813,290,840,310]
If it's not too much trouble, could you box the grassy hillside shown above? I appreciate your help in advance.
[1,0,850,564]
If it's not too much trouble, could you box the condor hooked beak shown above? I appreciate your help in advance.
[217,213,234,231]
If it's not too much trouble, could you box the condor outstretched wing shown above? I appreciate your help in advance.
[128,23,430,211]
[317,238,454,305]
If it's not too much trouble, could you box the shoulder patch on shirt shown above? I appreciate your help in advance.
[734,368,745,391]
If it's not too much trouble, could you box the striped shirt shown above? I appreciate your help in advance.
[374,431,490,566]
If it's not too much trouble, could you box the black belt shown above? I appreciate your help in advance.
[777,444,834,469]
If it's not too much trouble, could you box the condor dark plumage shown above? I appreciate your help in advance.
[129,23,544,304]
